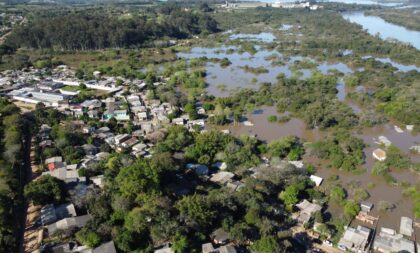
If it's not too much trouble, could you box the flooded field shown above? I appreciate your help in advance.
[177,44,354,97]
[179,34,420,237]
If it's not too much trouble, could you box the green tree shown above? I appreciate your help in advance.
[176,194,215,229]
[24,175,65,205]
[115,160,160,199]
[329,185,346,205]
[251,236,282,253]
[344,200,360,219]
[76,228,101,248]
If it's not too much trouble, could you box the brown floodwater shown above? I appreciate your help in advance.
[224,106,323,143]
[178,40,420,239]
[225,107,420,238]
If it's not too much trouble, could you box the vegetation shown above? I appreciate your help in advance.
[24,175,65,206]
[0,98,29,252]
[7,6,218,50]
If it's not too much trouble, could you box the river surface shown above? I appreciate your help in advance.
[342,12,420,50]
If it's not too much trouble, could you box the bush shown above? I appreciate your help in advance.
[267,115,277,123]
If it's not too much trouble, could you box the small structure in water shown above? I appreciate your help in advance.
[394,125,404,133]
[373,148,387,161]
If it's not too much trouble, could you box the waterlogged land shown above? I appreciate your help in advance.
[1,3,420,252]
[176,12,420,238]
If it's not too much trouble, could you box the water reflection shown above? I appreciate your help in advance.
[342,12,420,50]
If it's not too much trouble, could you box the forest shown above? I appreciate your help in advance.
[5,6,218,50]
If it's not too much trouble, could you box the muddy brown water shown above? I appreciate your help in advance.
[224,106,420,238]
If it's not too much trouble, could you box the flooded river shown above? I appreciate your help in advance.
[342,12,420,50]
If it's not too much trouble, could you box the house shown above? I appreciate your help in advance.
[338,225,371,252]
[90,175,105,189]
[211,228,229,245]
[121,137,139,149]
[309,175,323,186]
[373,148,386,161]
[226,181,245,192]
[186,164,209,176]
[47,214,92,235]
[154,245,175,253]
[42,165,85,183]
[212,161,227,170]
[82,144,98,155]
[51,241,117,253]
[45,156,65,171]
[360,201,373,213]
[39,139,53,148]
[138,111,148,121]
[202,243,216,253]
[399,217,413,237]
[378,136,391,147]
[219,246,236,253]
[210,171,235,185]
[87,110,99,119]
[81,99,102,109]
[295,199,322,224]
[373,227,415,253]
[92,241,117,253]
[82,126,95,134]
[173,117,185,125]
[202,243,236,253]
[132,143,148,153]
[114,134,131,145]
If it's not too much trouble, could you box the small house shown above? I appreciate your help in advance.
[400,217,413,237]
[309,175,323,186]
[360,201,373,213]
[211,228,229,245]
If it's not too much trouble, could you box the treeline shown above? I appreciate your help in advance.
[0,98,30,252]
[6,7,218,50]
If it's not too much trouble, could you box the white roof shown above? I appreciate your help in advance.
[310,175,323,186]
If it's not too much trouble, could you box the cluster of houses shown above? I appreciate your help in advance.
[32,125,117,253]
[335,200,418,253]
[337,216,418,253]
[0,12,24,35]
[220,1,322,10]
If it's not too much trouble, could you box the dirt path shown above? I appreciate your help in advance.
[19,114,43,253]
